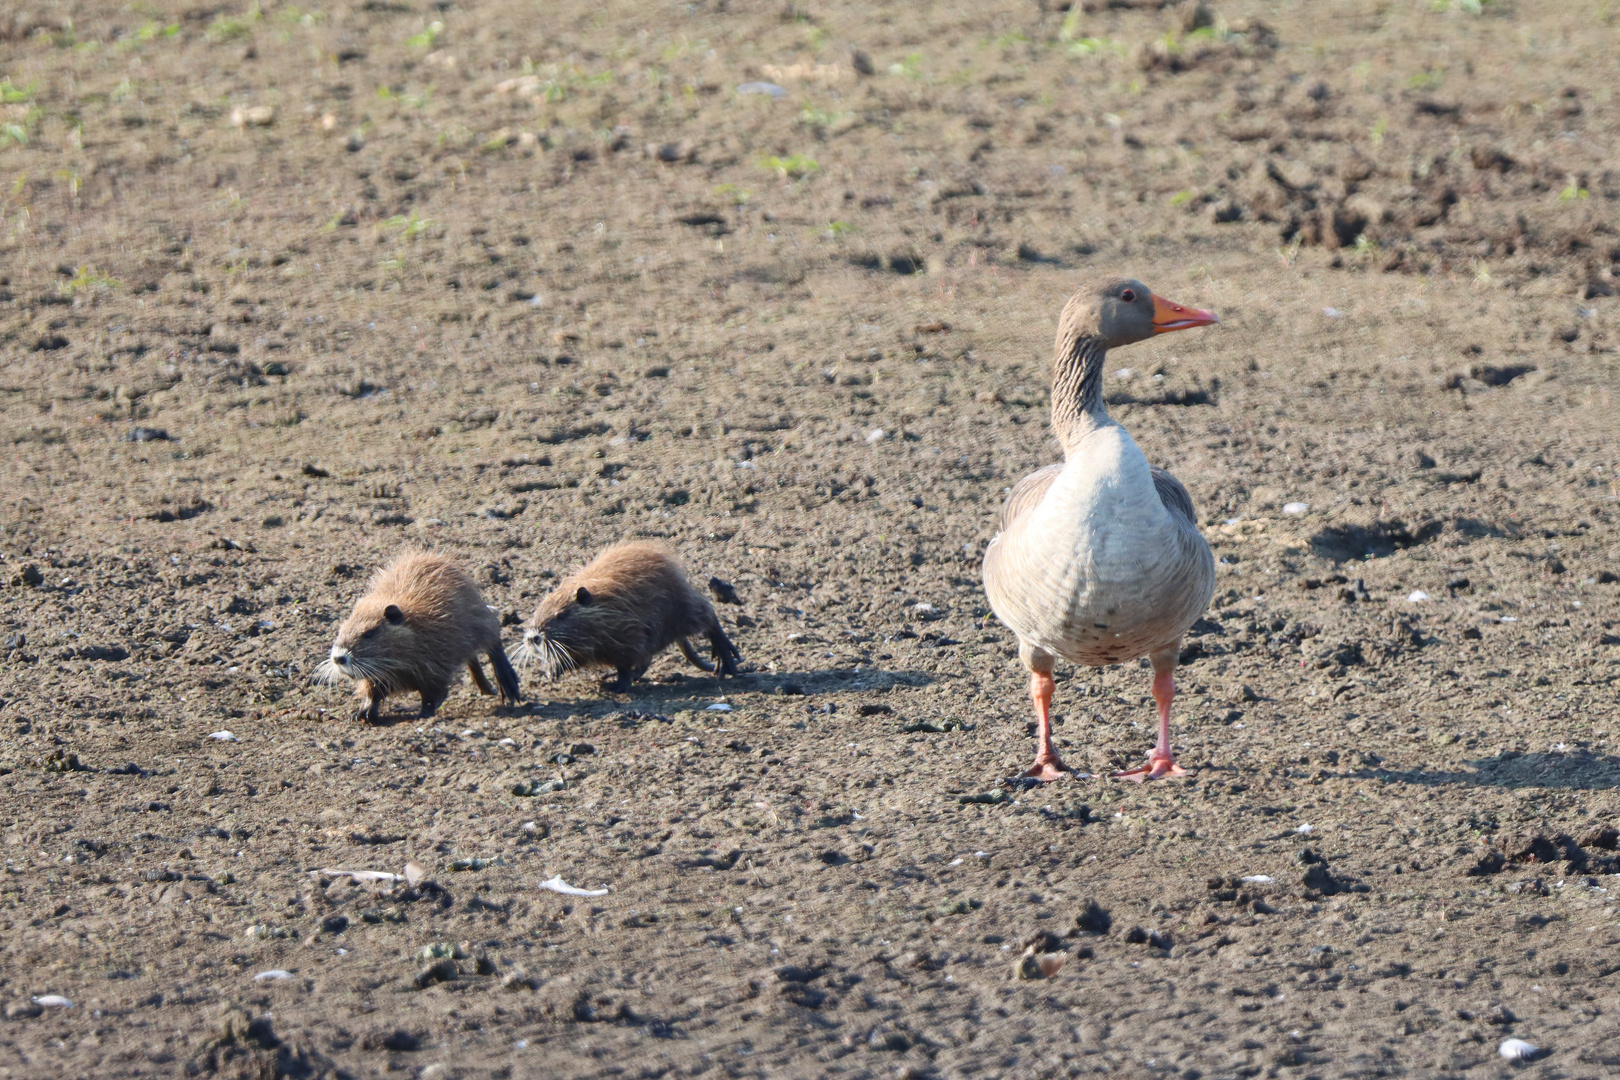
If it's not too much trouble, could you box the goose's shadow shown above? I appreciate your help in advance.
[510,667,935,722]
[1338,751,1620,791]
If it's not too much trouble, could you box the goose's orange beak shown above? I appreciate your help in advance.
[1151,293,1219,334]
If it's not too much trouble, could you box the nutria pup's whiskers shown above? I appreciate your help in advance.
[525,542,742,693]
[513,628,579,679]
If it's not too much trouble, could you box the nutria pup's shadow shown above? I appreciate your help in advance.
[516,541,741,694]
[317,550,520,722]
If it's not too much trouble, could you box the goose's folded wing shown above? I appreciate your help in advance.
[995,463,1063,535]
[1149,465,1198,528]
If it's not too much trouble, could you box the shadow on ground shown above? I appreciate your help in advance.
[1347,751,1620,790]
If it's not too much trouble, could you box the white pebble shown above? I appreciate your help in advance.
[913,602,938,614]
[32,995,74,1008]
[736,81,787,98]
[1497,1038,1540,1061]
[210,731,240,742]
[253,970,294,982]
[1240,875,1274,884]
[1322,307,1343,318]
[1407,590,1430,602]
[706,702,732,712]
[866,428,887,443]
[1113,367,1135,380]
[1282,502,1309,515]
[1296,823,1313,834]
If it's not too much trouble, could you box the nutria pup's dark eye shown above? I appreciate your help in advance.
[1120,288,1136,302]
[361,626,378,640]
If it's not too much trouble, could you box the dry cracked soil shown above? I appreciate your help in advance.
[2,0,1620,1077]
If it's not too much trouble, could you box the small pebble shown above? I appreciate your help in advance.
[736,81,787,98]
[1282,501,1309,515]
[31,995,74,1008]
[210,731,240,742]
[1407,590,1430,602]
[252,970,293,983]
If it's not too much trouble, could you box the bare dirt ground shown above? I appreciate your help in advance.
[2,0,1620,1076]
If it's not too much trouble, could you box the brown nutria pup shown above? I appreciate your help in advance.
[516,541,741,692]
[318,551,520,722]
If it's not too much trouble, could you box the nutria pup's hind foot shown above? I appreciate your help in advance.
[710,626,743,677]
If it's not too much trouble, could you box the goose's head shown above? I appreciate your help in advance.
[1058,277,1219,349]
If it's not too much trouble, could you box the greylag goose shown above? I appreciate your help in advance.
[983,278,1218,781]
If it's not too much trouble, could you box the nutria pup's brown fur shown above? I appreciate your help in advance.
[318,551,520,722]
[516,541,741,692]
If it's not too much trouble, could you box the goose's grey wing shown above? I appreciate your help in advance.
[995,463,1063,535]
[1150,465,1198,529]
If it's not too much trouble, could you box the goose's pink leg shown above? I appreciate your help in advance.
[1021,668,1073,782]
[1116,648,1188,782]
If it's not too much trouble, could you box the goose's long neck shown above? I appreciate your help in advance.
[1050,334,1111,454]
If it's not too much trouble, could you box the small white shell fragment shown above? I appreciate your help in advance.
[1296,823,1313,834]
[705,703,732,712]
[210,731,240,742]
[32,995,74,1008]
[1322,307,1343,318]
[1497,1038,1540,1061]
[312,869,402,883]
[403,861,427,888]
[1282,502,1309,515]
[540,875,609,897]
[498,738,516,748]
[1241,875,1274,884]
[914,602,938,614]
[1114,367,1135,380]
[866,428,886,444]
[1408,590,1430,602]
[253,970,294,982]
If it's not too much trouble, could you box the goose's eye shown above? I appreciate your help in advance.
[1120,288,1136,302]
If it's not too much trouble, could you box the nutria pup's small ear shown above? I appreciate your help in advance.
[384,604,405,625]
[575,586,593,606]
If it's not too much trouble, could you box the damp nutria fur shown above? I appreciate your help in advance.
[318,551,520,722]
[516,541,741,692]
